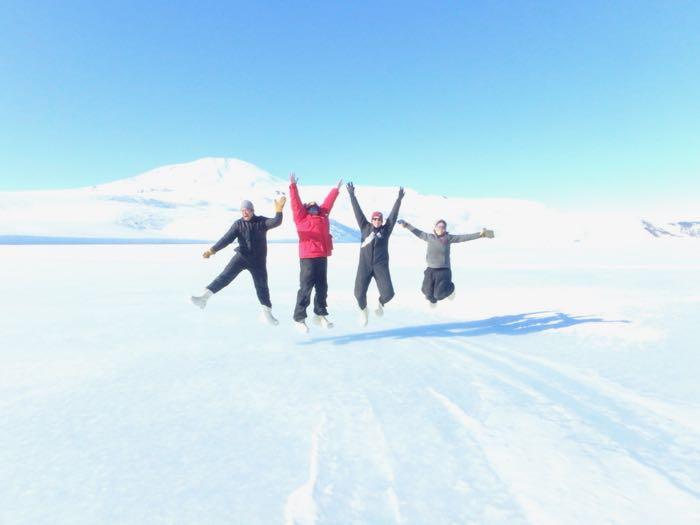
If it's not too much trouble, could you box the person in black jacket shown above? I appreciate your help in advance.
[190,197,286,325]
[346,182,404,326]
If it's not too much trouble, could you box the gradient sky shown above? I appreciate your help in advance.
[1,1,699,210]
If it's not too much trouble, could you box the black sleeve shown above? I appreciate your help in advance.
[385,194,403,235]
[264,212,283,230]
[211,222,239,252]
[349,192,369,229]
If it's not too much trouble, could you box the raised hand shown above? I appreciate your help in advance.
[274,196,287,212]
[397,219,408,228]
[203,248,214,258]
[289,172,298,184]
[346,181,355,194]
[481,228,494,238]
[398,186,405,199]
[336,178,343,189]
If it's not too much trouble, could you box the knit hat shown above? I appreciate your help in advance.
[240,200,254,211]
[371,211,383,220]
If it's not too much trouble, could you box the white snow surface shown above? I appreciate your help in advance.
[2,238,700,524]
[1,157,698,244]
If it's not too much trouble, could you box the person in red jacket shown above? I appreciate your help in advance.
[289,173,342,333]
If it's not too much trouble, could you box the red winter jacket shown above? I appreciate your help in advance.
[289,182,339,258]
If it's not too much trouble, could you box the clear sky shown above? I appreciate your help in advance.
[1,1,699,210]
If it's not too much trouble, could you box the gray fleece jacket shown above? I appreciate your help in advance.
[405,224,482,268]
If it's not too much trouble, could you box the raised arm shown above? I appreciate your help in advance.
[346,182,368,229]
[264,196,286,230]
[386,187,405,234]
[289,173,307,222]
[320,180,341,214]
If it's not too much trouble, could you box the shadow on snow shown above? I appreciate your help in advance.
[300,311,630,346]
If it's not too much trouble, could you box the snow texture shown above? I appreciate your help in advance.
[1,238,699,524]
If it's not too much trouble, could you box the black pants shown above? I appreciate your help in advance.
[354,262,395,310]
[421,267,454,303]
[206,253,272,307]
[294,257,328,321]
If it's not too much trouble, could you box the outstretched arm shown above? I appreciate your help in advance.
[386,187,405,234]
[399,221,431,242]
[346,182,369,229]
[289,173,307,222]
[447,230,488,243]
[209,222,240,254]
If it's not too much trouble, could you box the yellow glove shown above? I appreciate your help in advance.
[203,248,215,258]
[274,196,287,212]
[481,228,495,239]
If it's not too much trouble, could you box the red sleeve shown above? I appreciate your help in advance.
[321,187,340,214]
[289,183,306,222]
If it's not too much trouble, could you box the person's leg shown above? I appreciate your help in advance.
[421,268,437,303]
[434,268,455,301]
[248,263,272,308]
[353,263,373,310]
[373,263,395,306]
[206,254,248,293]
[312,257,329,316]
[293,259,315,322]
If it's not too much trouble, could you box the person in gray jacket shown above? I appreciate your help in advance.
[398,218,494,305]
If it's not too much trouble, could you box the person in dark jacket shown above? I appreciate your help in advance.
[289,173,341,333]
[190,196,286,324]
[399,218,494,306]
[347,182,404,326]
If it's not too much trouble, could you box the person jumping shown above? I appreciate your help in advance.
[347,182,404,326]
[398,218,494,306]
[190,196,286,325]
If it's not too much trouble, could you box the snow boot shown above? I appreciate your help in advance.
[260,305,279,326]
[358,307,369,327]
[374,301,384,317]
[190,289,213,309]
[312,315,334,329]
[447,290,456,301]
[294,320,309,334]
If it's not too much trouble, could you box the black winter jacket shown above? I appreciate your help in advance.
[210,213,282,260]
[349,192,403,266]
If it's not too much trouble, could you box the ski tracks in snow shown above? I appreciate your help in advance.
[426,336,700,523]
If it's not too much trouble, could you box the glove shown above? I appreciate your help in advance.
[274,196,287,212]
[397,219,407,227]
[203,248,215,258]
[346,181,355,194]
[398,187,405,199]
[481,228,494,239]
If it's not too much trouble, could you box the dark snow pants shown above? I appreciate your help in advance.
[294,257,329,321]
[354,262,395,310]
[206,253,272,307]
[421,267,454,303]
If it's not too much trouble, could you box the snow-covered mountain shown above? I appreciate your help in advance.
[0,157,697,244]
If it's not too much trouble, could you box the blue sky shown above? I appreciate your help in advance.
[1,1,698,209]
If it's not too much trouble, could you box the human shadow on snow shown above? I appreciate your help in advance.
[300,311,630,346]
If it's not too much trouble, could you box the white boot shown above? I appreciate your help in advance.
[313,315,334,329]
[374,301,384,317]
[190,289,213,309]
[260,305,279,326]
[294,320,309,334]
[358,307,369,327]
